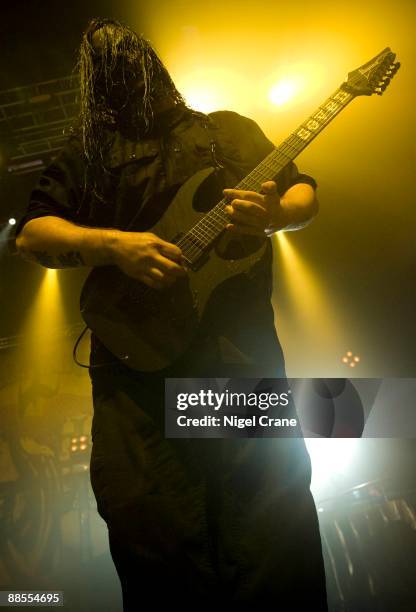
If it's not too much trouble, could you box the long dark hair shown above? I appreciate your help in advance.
[76,18,188,199]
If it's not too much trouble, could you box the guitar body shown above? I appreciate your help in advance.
[80,167,268,371]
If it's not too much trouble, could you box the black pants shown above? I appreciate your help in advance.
[89,346,328,609]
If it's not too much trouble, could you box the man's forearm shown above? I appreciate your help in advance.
[276,183,319,232]
[15,216,120,268]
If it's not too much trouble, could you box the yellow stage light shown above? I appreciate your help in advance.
[176,68,250,114]
[182,88,221,114]
[260,62,325,114]
[342,351,361,368]
[273,232,348,376]
[269,79,299,106]
[17,267,65,376]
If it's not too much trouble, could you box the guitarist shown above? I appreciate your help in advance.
[16,18,327,610]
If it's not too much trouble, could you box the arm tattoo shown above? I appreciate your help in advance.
[56,251,85,267]
[31,250,55,267]
[30,250,85,268]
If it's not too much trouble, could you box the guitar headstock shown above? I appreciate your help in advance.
[342,48,400,97]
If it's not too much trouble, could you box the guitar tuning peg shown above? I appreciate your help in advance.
[394,62,401,72]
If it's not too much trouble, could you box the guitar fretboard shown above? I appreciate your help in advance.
[178,86,355,263]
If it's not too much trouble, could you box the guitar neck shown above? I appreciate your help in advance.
[237,86,355,191]
[180,86,355,261]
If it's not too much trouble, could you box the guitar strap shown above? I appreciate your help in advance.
[204,117,224,172]
[201,115,225,172]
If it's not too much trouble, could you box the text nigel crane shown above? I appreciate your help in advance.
[176,415,298,428]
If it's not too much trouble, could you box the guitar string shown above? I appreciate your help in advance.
[181,101,345,254]
[175,90,354,262]
[123,64,386,301]
[121,103,346,299]
[103,64,390,324]
[130,64,385,297]
[179,90,354,256]
[181,143,310,257]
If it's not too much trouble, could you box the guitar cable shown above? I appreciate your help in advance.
[72,325,91,369]
[72,325,128,369]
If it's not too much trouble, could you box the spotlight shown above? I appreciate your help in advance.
[305,438,358,499]
[69,435,90,455]
[8,218,16,226]
[269,79,298,106]
[342,351,361,368]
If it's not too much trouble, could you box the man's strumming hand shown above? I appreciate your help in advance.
[110,231,187,290]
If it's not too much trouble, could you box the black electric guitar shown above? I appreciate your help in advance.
[80,48,400,371]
